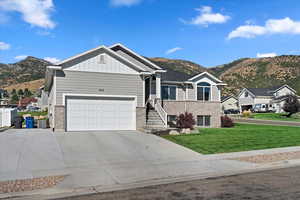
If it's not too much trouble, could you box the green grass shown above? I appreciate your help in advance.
[163,123,300,154]
[252,113,300,122]
[18,111,48,117]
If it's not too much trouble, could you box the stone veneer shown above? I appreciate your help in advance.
[136,107,146,130]
[54,105,65,131]
[161,101,221,128]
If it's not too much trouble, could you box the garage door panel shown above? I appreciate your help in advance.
[66,96,136,131]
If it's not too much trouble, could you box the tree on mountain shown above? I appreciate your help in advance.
[10,93,19,104]
[283,95,300,117]
[17,89,24,97]
[11,89,16,95]
[24,88,32,97]
[3,90,9,98]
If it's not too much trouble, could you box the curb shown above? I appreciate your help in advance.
[3,160,300,200]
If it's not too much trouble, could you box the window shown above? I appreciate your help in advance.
[197,115,211,127]
[167,115,177,127]
[161,85,176,100]
[197,82,211,101]
[245,91,249,97]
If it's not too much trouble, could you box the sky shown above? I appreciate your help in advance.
[1,0,300,67]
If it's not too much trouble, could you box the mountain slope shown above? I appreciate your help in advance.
[212,55,300,95]
[0,56,50,89]
[1,55,300,97]
[149,57,210,76]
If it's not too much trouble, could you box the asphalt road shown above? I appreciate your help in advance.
[56,166,300,200]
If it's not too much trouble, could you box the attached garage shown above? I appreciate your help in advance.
[65,95,136,131]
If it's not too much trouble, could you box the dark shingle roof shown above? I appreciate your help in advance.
[247,85,284,96]
[221,96,237,102]
[161,67,193,82]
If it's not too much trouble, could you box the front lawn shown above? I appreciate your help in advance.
[251,113,300,122]
[163,123,300,154]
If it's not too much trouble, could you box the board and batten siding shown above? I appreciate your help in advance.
[55,70,144,107]
[65,52,139,74]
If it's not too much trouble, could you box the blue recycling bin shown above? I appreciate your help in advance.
[25,117,34,128]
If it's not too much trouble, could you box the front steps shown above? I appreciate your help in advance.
[144,109,166,133]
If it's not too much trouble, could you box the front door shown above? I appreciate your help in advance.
[145,78,150,104]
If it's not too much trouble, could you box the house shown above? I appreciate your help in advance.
[0,89,9,106]
[221,96,238,111]
[238,85,297,112]
[45,44,226,132]
[37,86,49,110]
[18,97,38,109]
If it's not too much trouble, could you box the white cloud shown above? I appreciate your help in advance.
[110,0,141,7]
[0,41,10,50]
[257,52,277,58]
[0,0,56,29]
[185,6,230,27]
[228,17,300,39]
[15,55,28,60]
[165,47,183,55]
[44,57,60,63]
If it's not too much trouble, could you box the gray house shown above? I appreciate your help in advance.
[238,85,297,112]
[45,44,225,132]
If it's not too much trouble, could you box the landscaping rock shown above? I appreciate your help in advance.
[169,130,180,135]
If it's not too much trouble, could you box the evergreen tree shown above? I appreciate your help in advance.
[11,89,16,95]
[17,89,24,97]
[11,93,19,104]
[24,88,32,97]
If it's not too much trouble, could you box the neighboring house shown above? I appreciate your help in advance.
[18,97,38,109]
[238,85,297,113]
[0,89,8,106]
[45,43,225,132]
[37,86,49,110]
[221,96,238,111]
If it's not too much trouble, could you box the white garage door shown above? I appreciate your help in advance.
[66,96,136,131]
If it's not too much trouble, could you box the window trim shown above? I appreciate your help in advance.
[161,85,177,100]
[196,82,211,101]
[197,115,211,127]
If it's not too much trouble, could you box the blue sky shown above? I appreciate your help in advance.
[1,0,300,67]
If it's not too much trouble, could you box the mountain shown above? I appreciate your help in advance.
[149,57,210,76]
[0,56,50,91]
[150,56,300,96]
[1,55,300,97]
[211,55,300,95]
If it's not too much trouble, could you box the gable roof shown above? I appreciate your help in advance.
[56,45,148,72]
[109,43,163,71]
[221,95,237,103]
[243,84,296,97]
[161,67,193,82]
[188,72,223,83]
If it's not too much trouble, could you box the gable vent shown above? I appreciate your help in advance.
[98,54,106,64]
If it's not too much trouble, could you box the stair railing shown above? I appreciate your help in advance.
[154,99,168,127]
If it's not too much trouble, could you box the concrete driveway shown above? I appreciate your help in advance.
[0,129,252,193]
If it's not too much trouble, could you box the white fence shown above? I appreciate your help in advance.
[0,108,17,127]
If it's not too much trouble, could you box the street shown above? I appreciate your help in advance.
[56,166,300,200]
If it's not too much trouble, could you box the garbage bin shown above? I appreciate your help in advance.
[25,117,34,128]
[38,119,47,129]
[13,116,24,129]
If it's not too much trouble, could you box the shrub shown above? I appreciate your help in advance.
[242,110,252,118]
[283,94,300,117]
[221,115,234,128]
[176,112,196,129]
